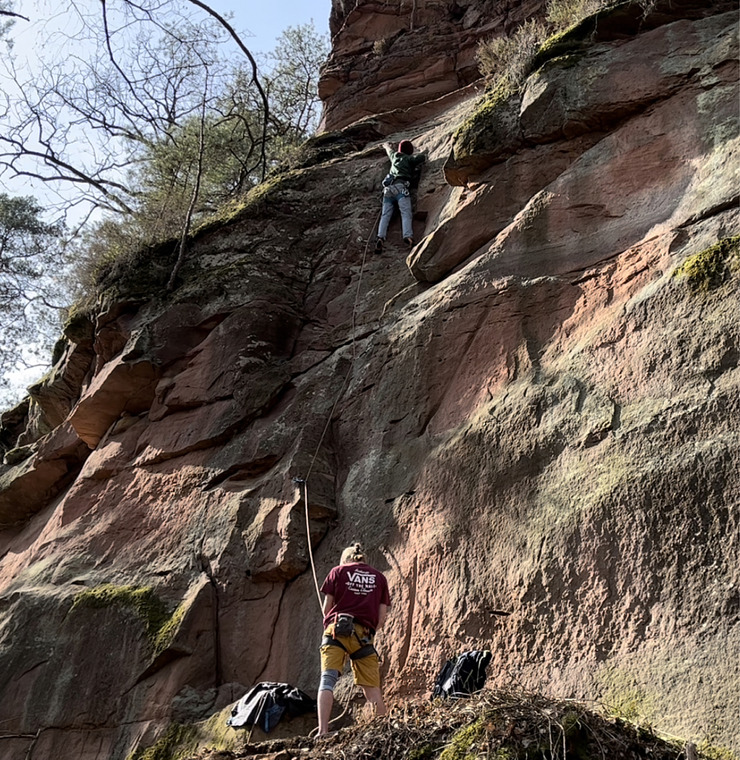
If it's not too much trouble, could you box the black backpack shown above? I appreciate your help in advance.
[432,650,492,699]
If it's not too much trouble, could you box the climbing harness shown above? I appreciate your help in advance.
[321,613,378,661]
[321,631,378,662]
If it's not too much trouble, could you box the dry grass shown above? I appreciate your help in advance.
[188,689,702,760]
[546,0,608,29]
[476,20,548,93]
[475,0,615,92]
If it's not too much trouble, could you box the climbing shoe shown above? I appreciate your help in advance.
[374,237,384,254]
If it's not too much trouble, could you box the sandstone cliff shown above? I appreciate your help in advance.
[0,1,738,758]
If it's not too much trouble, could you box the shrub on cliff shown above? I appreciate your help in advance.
[477,0,665,93]
[476,0,618,92]
[476,19,547,94]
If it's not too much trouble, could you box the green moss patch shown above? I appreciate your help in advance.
[452,83,522,163]
[71,584,170,642]
[128,723,198,760]
[439,717,485,760]
[152,599,188,657]
[531,1,647,72]
[531,15,596,70]
[129,706,246,760]
[673,236,740,293]
[696,739,739,760]
[406,744,436,759]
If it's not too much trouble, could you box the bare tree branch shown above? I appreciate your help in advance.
[183,0,269,180]
[167,73,208,290]
[0,11,29,22]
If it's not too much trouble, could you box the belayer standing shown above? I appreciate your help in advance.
[317,543,391,736]
[375,140,426,253]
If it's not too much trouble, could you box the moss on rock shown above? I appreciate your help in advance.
[62,306,95,344]
[71,584,170,641]
[531,1,648,72]
[439,717,485,760]
[128,723,198,760]
[406,744,436,759]
[451,83,523,167]
[696,739,739,760]
[152,599,188,657]
[673,236,739,293]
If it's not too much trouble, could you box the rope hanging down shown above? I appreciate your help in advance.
[299,209,381,614]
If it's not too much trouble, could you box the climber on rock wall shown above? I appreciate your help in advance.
[375,139,426,253]
[316,542,391,736]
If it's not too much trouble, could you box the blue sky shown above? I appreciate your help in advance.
[7,1,330,60]
[205,0,331,52]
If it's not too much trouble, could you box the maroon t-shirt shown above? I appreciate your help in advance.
[321,562,391,631]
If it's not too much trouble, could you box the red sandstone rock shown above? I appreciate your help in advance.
[0,422,89,528]
[320,0,547,131]
[0,2,739,759]
[69,354,159,448]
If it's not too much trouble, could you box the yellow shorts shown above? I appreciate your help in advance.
[320,622,380,688]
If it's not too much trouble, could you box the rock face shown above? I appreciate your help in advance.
[1,1,739,758]
[319,0,547,131]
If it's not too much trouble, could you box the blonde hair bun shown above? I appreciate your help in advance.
[340,542,366,564]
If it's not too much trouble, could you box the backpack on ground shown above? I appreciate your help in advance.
[432,650,492,699]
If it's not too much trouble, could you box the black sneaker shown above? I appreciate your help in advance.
[404,237,414,247]
[374,238,384,254]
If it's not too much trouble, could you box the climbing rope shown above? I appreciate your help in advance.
[297,213,382,735]
[299,208,381,614]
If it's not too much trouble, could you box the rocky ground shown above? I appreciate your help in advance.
[184,691,705,760]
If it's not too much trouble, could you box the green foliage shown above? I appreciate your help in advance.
[67,217,169,307]
[78,22,327,296]
[603,687,645,721]
[697,740,739,760]
[128,723,198,760]
[266,23,328,141]
[406,744,436,759]
[0,193,67,405]
[71,584,170,641]
[673,236,740,293]
[133,21,327,226]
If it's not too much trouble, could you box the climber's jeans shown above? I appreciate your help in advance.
[378,193,413,240]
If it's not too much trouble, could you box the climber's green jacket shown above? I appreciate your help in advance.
[385,144,426,183]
